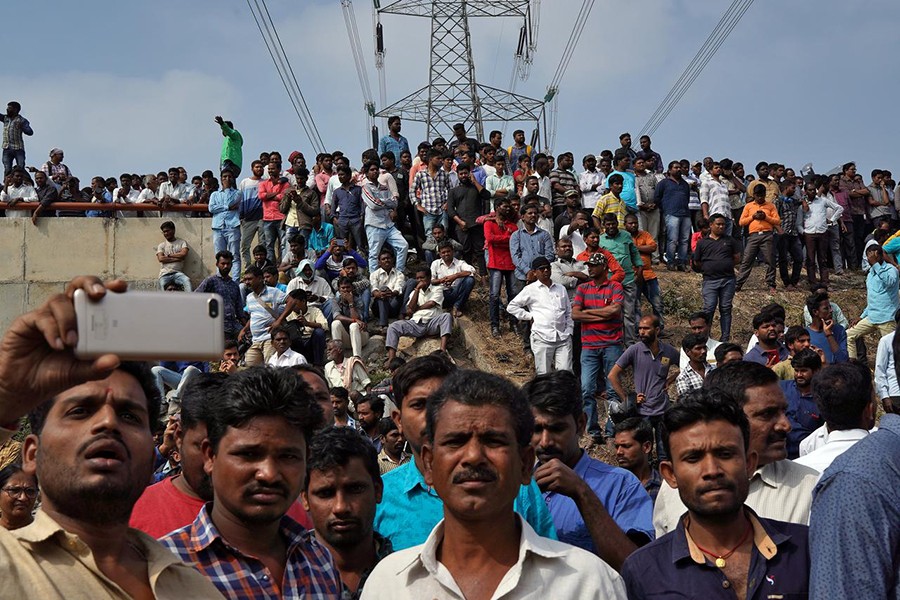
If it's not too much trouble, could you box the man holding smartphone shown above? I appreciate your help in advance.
[0,276,223,598]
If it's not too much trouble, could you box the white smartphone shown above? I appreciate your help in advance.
[74,289,225,361]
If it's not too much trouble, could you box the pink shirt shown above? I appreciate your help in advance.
[258,179,289,221]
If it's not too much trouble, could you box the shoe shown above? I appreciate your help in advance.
[491,326,501,338]
[666,264,677,272]
[677,264,687,272]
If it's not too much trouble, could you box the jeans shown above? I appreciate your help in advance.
[637,208,661,261]
[634,277,664,330]
[213,227,242,280]
[151,365,202,417]
[664,214,692,266]
[804,232,829,286]
[2,148,25,176]
[489,269,516,328]
[422,211,448,242]
[442,276,476,311]
[373,295,402,326]
[323,288,371,323]
[838,220,856,270]
[284,226,312,260]
[851,214,868,268]
[294,329,327,365]
[159,271,192,292]
[262,220,282,264]
[736,231,775,289]
[646,414,668,461]
[827,224,843,274]
[621,281,637,345]
[336,219,366,254]
[775,233,802,286]
[366,224,409,272]
[240,219,261,271]
[701,276,736,342]
[580,345,623,437]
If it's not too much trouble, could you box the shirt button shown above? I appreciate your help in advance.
[261,575,269,581]
[722,580,731,589]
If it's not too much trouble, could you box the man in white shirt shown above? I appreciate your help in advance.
[2,167,37,218]
[653,361,819,536]
[430,241,476,318]
[370,249,406,328]
[795,362,874,474]
[156,221,192,291]
[579,154,604,211]
[266,326,308,367]
[550,237,589,301]
[157,167,192,218]
[678,311,722,369]
[506,257,573,374]
[485,157,514,201]
[384,268,453,365]
[113,173,142,218]
[360,369,626,600]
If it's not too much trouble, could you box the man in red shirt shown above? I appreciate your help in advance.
[257,162,290,263]
[485,196,520,338]
[572,253,625,445]
[130,374,312,538]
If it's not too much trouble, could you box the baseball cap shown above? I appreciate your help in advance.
[586,253,608,267]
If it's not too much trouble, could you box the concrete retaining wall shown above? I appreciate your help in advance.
[0,217,221,332]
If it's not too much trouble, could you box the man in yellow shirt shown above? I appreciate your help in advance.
[592,173,628,228]
[736,183,781,293]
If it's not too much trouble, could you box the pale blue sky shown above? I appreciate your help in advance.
[6,0,898,180]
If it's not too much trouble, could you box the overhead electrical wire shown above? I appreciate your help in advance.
[547,0,595,91]
[246,0,326,153]
[640,0,756,137]
[341,0,376,127]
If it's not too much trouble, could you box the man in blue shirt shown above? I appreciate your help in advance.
[377,116,409,165]
[373,354,557,551]
[654,161,692,270]
[208,170,242,281]
[195,250,246,341]
[778,349,823,459]
[609,153,637,212]
[847,243,899,359]
[524,370,653,571]
[744,311,790,366]
[622,389,810,599]
[810,398,900,599]
[806,292,849,363]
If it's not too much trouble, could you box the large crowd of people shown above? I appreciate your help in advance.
[1,101,899,598]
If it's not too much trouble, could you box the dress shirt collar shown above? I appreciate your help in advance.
[181,503,308,555]
[674,509,783,565]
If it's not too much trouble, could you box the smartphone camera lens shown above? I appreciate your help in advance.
[208,298,219,318]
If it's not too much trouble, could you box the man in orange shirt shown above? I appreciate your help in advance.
[576,227,626,284]
[625,213,663,331]
[735,182,781,293]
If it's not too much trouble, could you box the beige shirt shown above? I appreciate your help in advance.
[0,509,223,599]
[653,459,819,537]
[360,515,626,600]
[409,285,444,323]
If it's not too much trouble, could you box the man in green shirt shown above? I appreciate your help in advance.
[598,212,643,345]
[215,115,243,178]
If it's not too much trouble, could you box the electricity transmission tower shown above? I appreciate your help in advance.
[374,1,544,143]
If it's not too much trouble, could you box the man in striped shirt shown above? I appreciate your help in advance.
[573,252,625,445]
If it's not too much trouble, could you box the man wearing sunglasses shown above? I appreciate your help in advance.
[507,256,574,374]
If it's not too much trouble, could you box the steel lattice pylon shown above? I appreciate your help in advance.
[375,0,544,142]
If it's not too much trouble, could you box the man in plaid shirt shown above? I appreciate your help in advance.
[1,101,33,176]
[161,367,341,599]
[676,333,714,397]
[413,148,451,240]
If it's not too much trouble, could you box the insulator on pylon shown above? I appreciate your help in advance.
[376,23,384,53]
[516,26,525,56]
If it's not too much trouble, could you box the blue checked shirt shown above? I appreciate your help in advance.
[160,504,341,600]
[195,272,245,334]
[1,114,33,150]
[413,168,450,215]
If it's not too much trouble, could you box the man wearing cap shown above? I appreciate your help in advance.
[573,252,626,445]
[507,256,574,374]
[40,148,71,187]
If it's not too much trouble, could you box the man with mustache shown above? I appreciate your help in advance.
[652,362,819,535]
[162,367,341,598]
[372,354,556,551]
[524,370,653,571]
[0,276,222,598]
[622,389,810,599]
[362,369,626,599]
[303,426,393,599]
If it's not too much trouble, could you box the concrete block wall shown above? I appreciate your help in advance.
[0,217,219,332]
